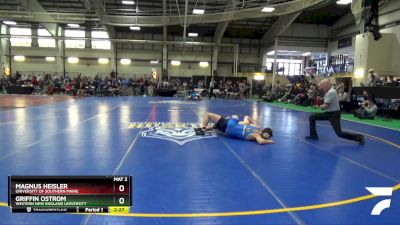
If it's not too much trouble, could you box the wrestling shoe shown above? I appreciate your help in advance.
[194,128,205,135]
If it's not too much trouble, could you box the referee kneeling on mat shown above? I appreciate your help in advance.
[306,79,365,145]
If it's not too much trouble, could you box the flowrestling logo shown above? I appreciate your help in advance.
[123,122,216,145]
[366,187,393,216]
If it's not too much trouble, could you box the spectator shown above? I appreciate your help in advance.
[238,81,246,99]
[338,89,351,112]
[183,80,188,91]
[384,76,396,86]
[368,69,378,87]
[336,82,345,94]
[197,80,204,89]
[362,90,375,104]
[355,98,378,119]
[31,76,39,86]
[307,83,317,106]
[148,82,155,96]
[110,70,116,79]
[15,71,21,81]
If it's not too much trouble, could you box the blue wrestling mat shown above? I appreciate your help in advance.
[0,96,399,225]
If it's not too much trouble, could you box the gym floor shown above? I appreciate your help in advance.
[0,95,399,225]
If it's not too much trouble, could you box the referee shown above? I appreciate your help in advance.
[208,77,217,99]
[306,79,365,145]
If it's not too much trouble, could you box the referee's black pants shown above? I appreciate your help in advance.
[309,111,363,142]
[209,88,217,99]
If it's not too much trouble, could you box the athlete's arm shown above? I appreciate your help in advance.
[255,136,274,145]
[243,116,256,125]
[239,115,255,125]
[320,103,329,110]
[246,133,274,145]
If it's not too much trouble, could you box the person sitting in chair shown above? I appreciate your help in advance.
[355,98,378,119]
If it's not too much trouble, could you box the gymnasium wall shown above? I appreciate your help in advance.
[280,23,330,38]
[381,25,400,74]
[327,36,356,57]
[6,42,260,79]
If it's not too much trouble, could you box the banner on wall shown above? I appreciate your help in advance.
[352,0,364,24]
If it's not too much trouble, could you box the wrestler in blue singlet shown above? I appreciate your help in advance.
[188,91,200,100]
[225,118,261,140]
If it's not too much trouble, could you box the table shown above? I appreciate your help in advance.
[6,86,34,94]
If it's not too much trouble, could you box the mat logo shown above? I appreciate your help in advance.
[148,100,196,104]
[141,127,216,145]
[123,122,212,129]
[366,187,393,216]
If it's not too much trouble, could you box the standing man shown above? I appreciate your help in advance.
[368,69,378,87]
[209,77,217,99]
[306,79,365,145]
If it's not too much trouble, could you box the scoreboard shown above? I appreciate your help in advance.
[8,176,132,213]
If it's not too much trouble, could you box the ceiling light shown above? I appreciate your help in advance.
[3,21,16,25]
[354,68,365,78]
[199,62,209,67]
[130,26,140,31]
[150,60,159,64]
[188,33,198,37]
[120,58,131,65]
[67,57,79,64]
[67,24,80,28]
[45,57,55,62]
[336,0,352,5]
[278,50,300,53]
[267,50,275,56]
[193,9,205,14]
[98,58,109,64]
[14,55,25,62]
[302,52,311,56]
[171,60,181,66]
[122,0,135,4]
[261,7,275,13]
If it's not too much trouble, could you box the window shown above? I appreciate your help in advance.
[91,31,111,49]
[294,64,301,75]
[267,63,273,71]
[10,27,31,47]
[284,63,289,76]
[289,63,295,76]
[38,29,56,48]
[267,58,303,76]
[65,30,85,49]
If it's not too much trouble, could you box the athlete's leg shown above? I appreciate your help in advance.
[202,112,222,129]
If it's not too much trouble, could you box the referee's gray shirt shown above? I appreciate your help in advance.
[324,87,340,112]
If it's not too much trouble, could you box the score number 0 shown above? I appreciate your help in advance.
[114,176,129,205]
[118,185,125,205]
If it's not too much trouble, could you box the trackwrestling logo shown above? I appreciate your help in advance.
[123,122,216,145]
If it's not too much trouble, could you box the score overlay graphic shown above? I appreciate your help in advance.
[8,176,132,213]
